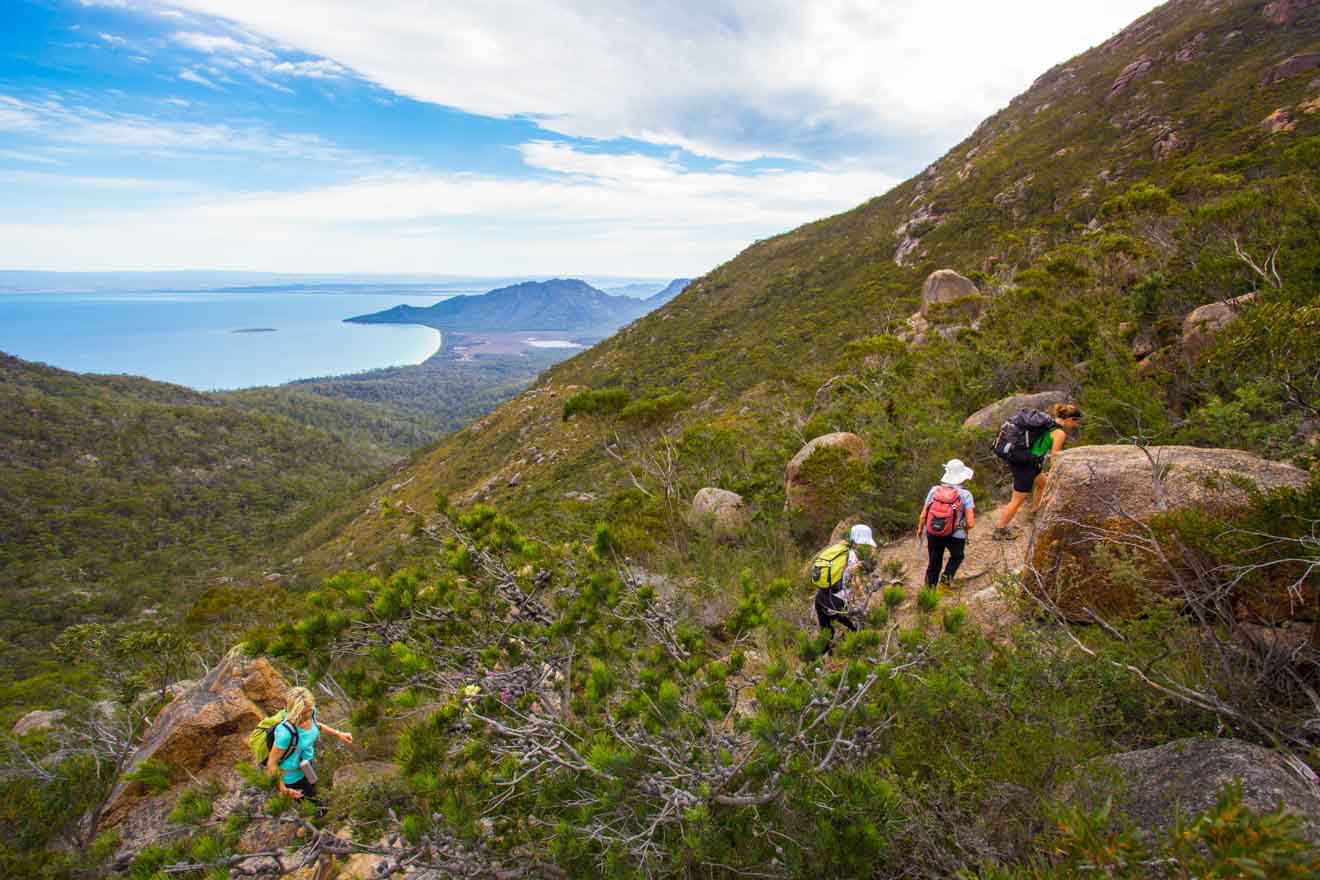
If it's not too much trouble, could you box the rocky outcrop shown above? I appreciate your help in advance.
[1108,57,1154,99]
[12,709,66,736]
[1152,127,1184,160]
[1070,738,1320,843]
[100,651,288,828]
[1261,107,1298,133]
[1174,32,1207,62]
[1029,445,1310,619]
[962,390,1070,431]
[784,432,868,518]
[1261,52,1320,85]
[689,488,750,539]
[1182,292,1258,358]
[904,269,983,343]
[1263,0,1320,25]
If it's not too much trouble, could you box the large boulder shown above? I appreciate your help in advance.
[1069,738,1320,844]
[689,488,750,539]
[12,709,67,737]
[1182,292,1258,359]
[963,390,1070,430]
[100,651,288,828]
[1029,445,1310,619]
[784,433,869,522]
[919,269,982,320]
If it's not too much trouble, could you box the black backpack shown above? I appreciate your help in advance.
[991,408,1056,465]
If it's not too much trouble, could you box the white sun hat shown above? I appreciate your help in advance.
[940,459,974,485]
[849,523,877,547]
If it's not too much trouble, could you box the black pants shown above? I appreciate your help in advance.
[925,534,966,586]
[286,776,326,817]
[815,588,857,654]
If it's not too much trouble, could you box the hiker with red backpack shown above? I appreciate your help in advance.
[917,459,976,587]
[991,402,1083,539]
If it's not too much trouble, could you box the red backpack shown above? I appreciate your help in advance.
[925,485,964,538]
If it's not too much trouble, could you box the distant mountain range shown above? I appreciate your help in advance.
[347,277,691,335]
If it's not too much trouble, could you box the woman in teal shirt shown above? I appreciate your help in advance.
[266,686,353,812]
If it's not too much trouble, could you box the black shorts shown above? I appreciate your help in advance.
[1009,459,1042,493]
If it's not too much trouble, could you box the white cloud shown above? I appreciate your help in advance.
[0,149,64,165]
[269,59,347,79]
[98,32,129,46]
[158,0,1158,161]
[0,141,899,274]
[179,68,221,89]
[0,93,354,161]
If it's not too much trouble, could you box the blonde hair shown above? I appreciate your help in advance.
[284,686,315,724]
[1052,402,1083,421]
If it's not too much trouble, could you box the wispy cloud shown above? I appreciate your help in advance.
[0,93,357,162]
[0,140,900,273]
[178,68,221,89]
[0,149,64,166]
[162,0,1158,162]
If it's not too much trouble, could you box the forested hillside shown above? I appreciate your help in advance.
[0,354,403,711]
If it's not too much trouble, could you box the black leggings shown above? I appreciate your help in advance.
[925,534,966,586]
[815,588,857,654]
[286,776,326,817]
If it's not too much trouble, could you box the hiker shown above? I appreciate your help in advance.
[993,402,1083,540]
[266,686,353,814]
[811,523,878,654]
[917,459,976,586]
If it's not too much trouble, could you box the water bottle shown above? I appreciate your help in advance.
[299,759,317,784]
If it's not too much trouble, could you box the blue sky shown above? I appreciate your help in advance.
[0,0,1157,276]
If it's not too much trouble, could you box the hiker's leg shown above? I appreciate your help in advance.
[925,535,946,585]
[941,537,966,582]
[1030,468,1047,512]
[816,597,835,655]
[287,777,325,818]
[997,491,1029,528]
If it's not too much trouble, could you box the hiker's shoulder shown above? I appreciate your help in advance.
[959,486,975,504]
[273,722,294,746]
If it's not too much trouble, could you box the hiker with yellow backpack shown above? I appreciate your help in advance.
[809,523,878,655]
[248,686,353,815]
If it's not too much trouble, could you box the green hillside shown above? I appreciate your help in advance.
[0,354,405,707]
[302,0,1319,562]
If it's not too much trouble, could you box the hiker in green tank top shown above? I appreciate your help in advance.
[994,403,1083,540]
[266,686,353,815]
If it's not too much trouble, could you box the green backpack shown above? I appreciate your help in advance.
[809,541,852,591]
[248,710,299,766]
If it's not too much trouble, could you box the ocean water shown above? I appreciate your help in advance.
[0,290,446,390]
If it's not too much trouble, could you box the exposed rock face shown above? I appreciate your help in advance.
[1262,52,1320,85]
[1073,738,1320,844]
[689,487,750,539]
[962,390,1070,431]
[1174,32,1207,62]
[100,652,288,828]
[784,432,868,517]
[1108,57,1154,99]
[1029,445,1310,618]
[919,269,981,317]
[1152,127,1184,160]
[12,709,66,736]
[1182,292,1259,358]
[992,175,1034,217]
[1261,107,1298,133]
[1263,0,1320,25]
[893,203,941,266]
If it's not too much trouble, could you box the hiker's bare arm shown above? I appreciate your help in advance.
[321,723,354,745]
[1050,427,1067,457]
[966,507,976,530]
[267,744,283,775]
[916,503,928,538]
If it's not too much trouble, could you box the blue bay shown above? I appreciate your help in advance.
[0,290,447,391]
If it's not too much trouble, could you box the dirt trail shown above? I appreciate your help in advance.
[867,506,1034,633]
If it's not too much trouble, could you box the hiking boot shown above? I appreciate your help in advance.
[991,526,1018,542]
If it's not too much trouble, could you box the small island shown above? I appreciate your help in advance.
[230,327,278,334]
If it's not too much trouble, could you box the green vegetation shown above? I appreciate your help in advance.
[0,354,399,713]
